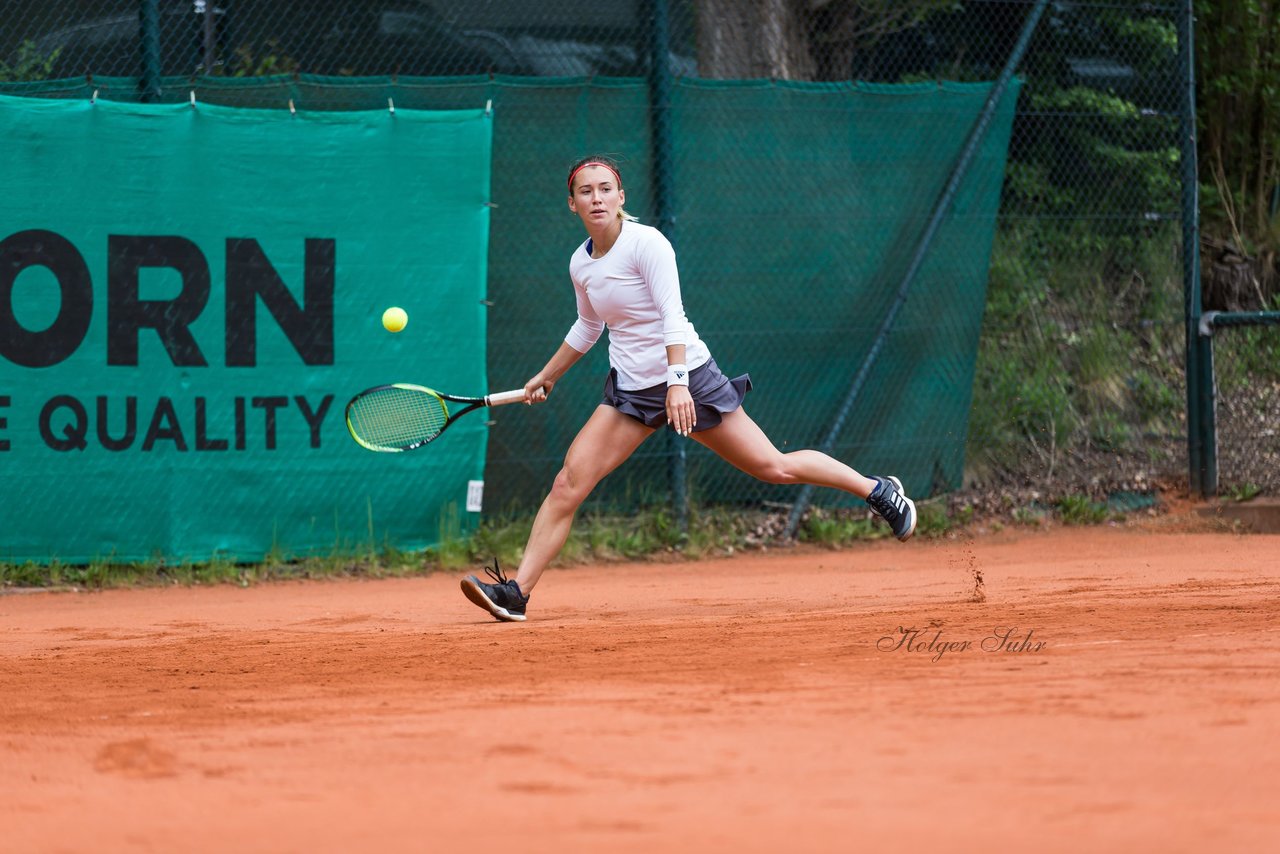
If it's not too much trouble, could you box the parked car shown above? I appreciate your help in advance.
[10,0,700,81]
[18,2,519,78]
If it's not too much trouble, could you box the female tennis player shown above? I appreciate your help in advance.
[462,155,916,622]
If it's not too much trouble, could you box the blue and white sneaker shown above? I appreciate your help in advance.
[461,559,529,622]
[867,476,917,542]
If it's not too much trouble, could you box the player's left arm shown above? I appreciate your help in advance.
[664,343,695,436]
[637,230,691,349]
[639,232,697,436]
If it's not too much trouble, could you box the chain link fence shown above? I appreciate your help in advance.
[3,1,1205,530]
[1207,320,1280,496]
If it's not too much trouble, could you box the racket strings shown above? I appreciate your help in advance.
[349,386,449,450]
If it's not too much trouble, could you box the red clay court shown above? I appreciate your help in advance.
[3,517,1278,852]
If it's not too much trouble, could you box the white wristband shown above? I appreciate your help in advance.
[666,363,689,386]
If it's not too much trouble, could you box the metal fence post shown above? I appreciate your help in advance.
[1179,0,1213,495]
[138,0,162,102]
[200,0,217,75]
[644,0,688,533]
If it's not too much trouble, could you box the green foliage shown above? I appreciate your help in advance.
[800,509,884,546]
[978,346,1075,444]
[799,498,964,545]
[1226,482,1262,502]
[682,505,763,555]
[1112,13,1178,67]
[568,511,674,560]
[1055,494,1109,525]
[1218,302,1280,388]
[1011,506,1047,527]
[1008,83,1178,246]
[918,500,968,537]
[968,215,1185,481]
[226,40,299,77]
[1,487,1168,590]
[993,3,1181,255]
[463,516,532,572]
[1,560,58,587]
[1086,409,1134,452]
[1131,368,1180,427]
[1195,0,1280,249]
[464,501,755,569]
[0,40,60,82]
[972,8,1189,474]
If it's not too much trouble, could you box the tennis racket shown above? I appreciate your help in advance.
[345,384,529,452]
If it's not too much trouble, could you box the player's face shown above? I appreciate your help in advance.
[568,166,625,229]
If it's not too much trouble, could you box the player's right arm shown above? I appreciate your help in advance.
[525,340,587,403]
[528,275,602,403]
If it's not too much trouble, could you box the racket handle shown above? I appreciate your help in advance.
[486,388,528,407]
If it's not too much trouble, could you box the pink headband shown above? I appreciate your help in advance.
[567,161,622,191]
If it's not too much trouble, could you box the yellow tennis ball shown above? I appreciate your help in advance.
[382,306,408,333]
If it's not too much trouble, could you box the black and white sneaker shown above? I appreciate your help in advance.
[866,476,917,542]
[461,559,529,622]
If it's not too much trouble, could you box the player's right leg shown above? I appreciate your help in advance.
[461,405,654,621]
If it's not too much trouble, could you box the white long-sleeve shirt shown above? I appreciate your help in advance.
[563,220,711,390]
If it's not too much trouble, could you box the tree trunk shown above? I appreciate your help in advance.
[1254,0,1275,236]
[695,0,816,80]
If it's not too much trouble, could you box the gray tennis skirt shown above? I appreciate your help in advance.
[602,357,752,433]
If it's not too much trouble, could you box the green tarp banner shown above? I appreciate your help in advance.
[0,94,493,562]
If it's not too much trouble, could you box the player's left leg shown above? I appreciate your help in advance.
[692,407,916,541]
[691,407,875,493]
